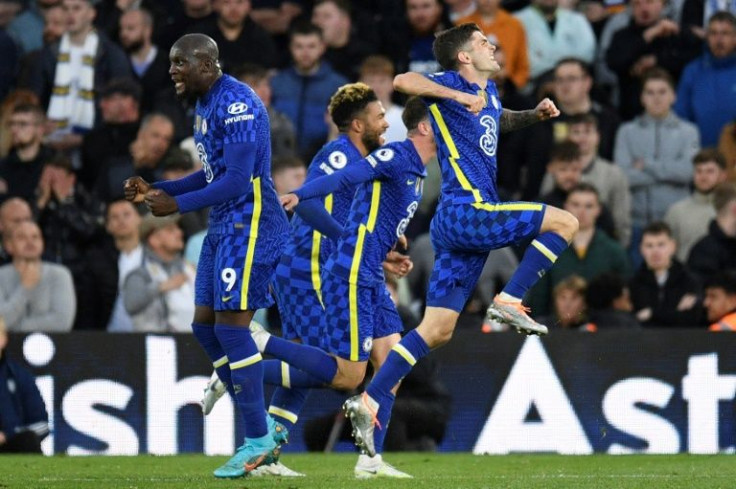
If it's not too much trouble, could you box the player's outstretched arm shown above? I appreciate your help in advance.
[293,157,378,202]
[499,98,560,133]
[152,170,208,197]
[294,198,343,240]
[394,72,485,114]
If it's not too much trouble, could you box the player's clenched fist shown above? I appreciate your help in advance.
[123,176,151,203]
[535,98,560,120]
[456,92,486,114]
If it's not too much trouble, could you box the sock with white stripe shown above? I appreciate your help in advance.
[214,324,268,438]
[265,336,337,385]
[262,359,327,388]
[502,232,569,300]
[268,386,310,431]
[366,330,429,403]
[191,323,235,398]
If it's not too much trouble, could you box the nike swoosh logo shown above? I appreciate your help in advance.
[407,180,415,185]
[222,296,233,302]
[244,454,266,472]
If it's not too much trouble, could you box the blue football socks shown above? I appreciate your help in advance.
[503,232,569,299]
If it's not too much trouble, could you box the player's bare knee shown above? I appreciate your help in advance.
[561,210,579,240]
[544,207,578,242]
[331,371,364,391]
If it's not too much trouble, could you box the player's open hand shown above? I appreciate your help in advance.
[280,193,299,211]
[456,92,486,115]
[535,98,560,121]
[383,251,413,278]
[144,189,178,216]
[123,176,151,203]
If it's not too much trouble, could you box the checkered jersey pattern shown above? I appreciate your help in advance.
[319,274,403,362]
[324,140,427,286]
[424,71,503,205]
[273,276,325,346]
[274,135,363,289]
[193,74,288,239]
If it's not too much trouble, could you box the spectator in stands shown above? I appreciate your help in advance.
[0,16,19,102]
[160,0,216,50]
[515,0,596,87]
[539,140,618,240]
[605,0,701,120]
[0,198,32,266]
[0,104,55,204]
[271,22,348,159]
[0,317,49,453]
[118,8,170,114]
[0,220,75,332]
[29,0,130,153]
[249,0,303,36]
[197,0,278,72]
[705,271,736,331]
[537,274,588,329]
[665,148,728,262]
[359,55,407,143]
[271,155,306,196]
[680,0,736,40]
[583,273,641,329]
[614,68,699,258]
[76,199,142,331]
[688,182,736,280]
[675,12,736,147]
[563,113,631,245]
[719,121,736,182]
[93,0,170,46]
[15,4,67,90]
[311,0,377,81]
[6,0,60,55]
[456,0,529,89]
[547,58,620,161]
[123,214,194,333]
[0,90,41,159]
[95,113,174,202]
[36,155,103,313]
[80,78,142,192]
[233,63,296,159]
[528,183,630,316]
[446,0,476,22]
[629,222,702,327]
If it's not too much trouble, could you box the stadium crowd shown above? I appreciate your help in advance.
[0,0,735,334]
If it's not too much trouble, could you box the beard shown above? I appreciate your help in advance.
[124,38,145,54]
[362,131,382,153]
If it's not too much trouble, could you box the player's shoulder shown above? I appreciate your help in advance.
[214,75,262,116]
[365,142,404,168]
[426,70,464,89]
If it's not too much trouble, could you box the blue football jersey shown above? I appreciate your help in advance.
[325,140,426,286]
[424,71,503,205]
[276,135,363,289]
[193,74,287,238]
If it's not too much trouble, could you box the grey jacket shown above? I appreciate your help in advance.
[0,262,75,332]
[614,113,700,228]
[664,191,716,262]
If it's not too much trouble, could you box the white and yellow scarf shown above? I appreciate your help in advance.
[47,31,98,133]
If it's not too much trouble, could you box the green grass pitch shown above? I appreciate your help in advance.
[2,453,735,489]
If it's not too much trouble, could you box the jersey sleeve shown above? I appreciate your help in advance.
[294,157,381,201]
[218,89,261,146]
[425,71,463,91]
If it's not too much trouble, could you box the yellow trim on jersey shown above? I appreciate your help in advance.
[268,406,298,424]
[240,177,262,310]
[531,239,558,262]
[366,181,381,232]
[230,352,262,370]
[429,103,484,203]
[392,344,417,366]
[473,202,544,212]
[213,355,229,368]
[347,183,382,361]
[311,193,334,306]
[281,361,291,388]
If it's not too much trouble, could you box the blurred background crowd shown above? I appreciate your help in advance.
[0,0,735,335]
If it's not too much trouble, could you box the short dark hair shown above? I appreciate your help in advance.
[232,63,269,84]
[549,140,581,163]
[704,270,736,295]
[272,155,305,174]
[566,112,598,129]
[315,0,351,15]
[554,57,592,78]
[402,97,429,133]
[714,182,736,213]
[641,67,675,91]
[586,273,627,310]
[708,11,736,27]
[160,147,194,173]
[44,153,73,174]
[290,20,323,41]
[642,221,673,239]
[11,103,45,120]
[360,55,395,79]
[693,148,726,170]
[433,23,481,71]
[567,182,600,201]
[328,82,378,131]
